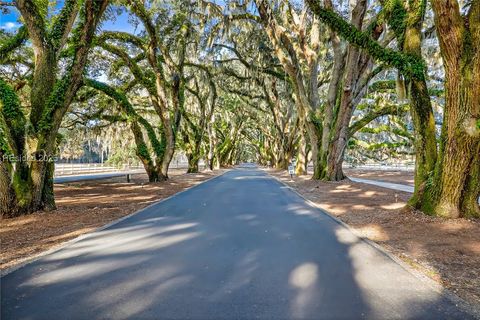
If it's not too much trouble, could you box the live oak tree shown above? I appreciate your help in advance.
[212,35,299,170]
[251,0,404,180]
[317,0,437,186]
[372,0,438,212]
[209,0,408,176]
[199,2,302,171]
[82,78,167,182]
[95,0,193,180]
[426,0,480,218]
[0,0,109,217]
[182,64,217,173]
[306,0,479,218]
[347,90,412,163]
[321,0,385,181]
[2,0,477,220]
[253,0,328,178]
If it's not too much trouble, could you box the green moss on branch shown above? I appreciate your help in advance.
[38,76,71,132]
[0,26,28,63]
[49,0,78,50]
[306,0,426,81]
[84,78,165,158]
[0,79,26,155]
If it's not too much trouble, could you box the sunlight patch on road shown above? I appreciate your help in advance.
[235,214,257,221]
[92,269,194,319]
[232,176,268,180]
[286,204,321,218]
[23,256,148,286]
[335,228,358,245]
[44,223,199,260]
[289,263,318,289]
[346,238,442,319]
[289,262,319,319]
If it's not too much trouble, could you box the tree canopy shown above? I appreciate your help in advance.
[1,0,479,218]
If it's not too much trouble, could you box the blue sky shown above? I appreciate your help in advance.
[0,1,235,33]
[0,8,22,31]
[0,5,134,33]
[1,4,139,84]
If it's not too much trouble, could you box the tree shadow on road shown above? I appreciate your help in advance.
[271,169,480,311]
[1,170,476,319]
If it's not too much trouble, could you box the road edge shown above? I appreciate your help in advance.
[265,169,480,319]
[1,169,230,277]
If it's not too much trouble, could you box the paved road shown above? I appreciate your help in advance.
[1,168,475,319]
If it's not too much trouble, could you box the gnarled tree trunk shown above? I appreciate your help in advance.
[187,153,199,173]
[420,0,480,218]
[0,0,108,217]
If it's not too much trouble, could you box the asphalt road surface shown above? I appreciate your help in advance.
[1,167,475,319]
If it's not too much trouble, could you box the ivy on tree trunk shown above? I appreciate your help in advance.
[0,0,109,217]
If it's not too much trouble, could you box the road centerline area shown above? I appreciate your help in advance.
[1,167,474,320]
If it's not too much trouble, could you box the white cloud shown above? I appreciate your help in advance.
[0,22,20,30]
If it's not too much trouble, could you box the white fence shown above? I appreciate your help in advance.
[343,162,415,172]
[54,163,140,176]
[303,162,415,173]
[54,161,412,177]
[54,161,195,177]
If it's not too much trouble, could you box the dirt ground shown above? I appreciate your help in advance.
[344,168,415,185]
[0,169,225,271]
[267,169,480,308]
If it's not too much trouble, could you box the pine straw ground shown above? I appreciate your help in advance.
[267,168,480,308]
[1,169,225,272]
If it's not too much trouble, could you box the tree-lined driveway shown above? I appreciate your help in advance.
[1,167,474,319]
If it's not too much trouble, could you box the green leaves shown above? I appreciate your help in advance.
[0,124,12,156]
[0,79,26,156]
[138,118,165,158]
[49,0,80,50]
[0,79,23,120]
[383,0,407,48]
[0,26,28,64]
[84,78,166,159]
[306,0,426,81]
[97,31,146,48]
[38,76,71,132]
[368,80,397,92]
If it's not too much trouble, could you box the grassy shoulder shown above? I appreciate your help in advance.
[0,169,225,271]
[266,168,480,307]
